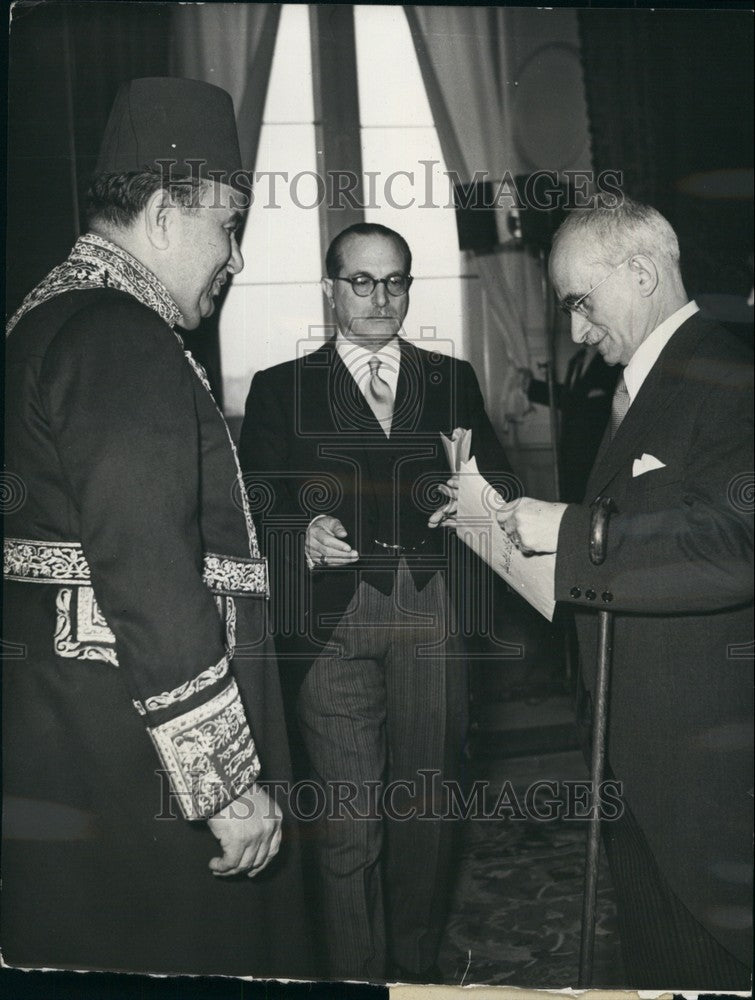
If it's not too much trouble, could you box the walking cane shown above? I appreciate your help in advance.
[577,495,616,986]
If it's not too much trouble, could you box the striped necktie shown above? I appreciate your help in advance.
[610,373,630,438]
[366,355,394,435]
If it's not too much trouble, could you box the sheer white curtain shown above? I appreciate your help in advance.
[405,5,544,427]
[167,4,281,415]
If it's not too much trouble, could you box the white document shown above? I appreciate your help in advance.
[455,456,557,622]
[440,427,472,472]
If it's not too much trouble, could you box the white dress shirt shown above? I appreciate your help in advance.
[336,333,402,417]
[623,300,699,405]
[306,334,403,563]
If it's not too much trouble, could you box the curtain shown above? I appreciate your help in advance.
[405,5,540,428]
[6,2,170,315]
[169,3,281,405]
[170,3,281,172]
[578,9,754,301]
[577,11,669,214]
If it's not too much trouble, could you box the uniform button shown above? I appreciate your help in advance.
[570,587,581,599]
[601,591,613,603]
[585,589,596,600]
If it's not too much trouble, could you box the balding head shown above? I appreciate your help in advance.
[552,195,682,279]
[549,196,689,366]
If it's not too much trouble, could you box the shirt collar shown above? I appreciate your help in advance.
[335,332,402,392]
[623,300,699,403]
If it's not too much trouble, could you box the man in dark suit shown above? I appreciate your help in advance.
[497,197,753,987]
[522,344,620,502]
[240,222,511,981]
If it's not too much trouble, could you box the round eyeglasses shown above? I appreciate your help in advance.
[334,274,413,297]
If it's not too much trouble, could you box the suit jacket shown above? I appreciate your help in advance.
[239,337,512,661]
[555,313,753,964]
[529,347,620,502]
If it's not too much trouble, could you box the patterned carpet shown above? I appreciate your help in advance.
[438,750,624,988]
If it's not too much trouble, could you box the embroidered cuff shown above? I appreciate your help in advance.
[147,679,260,821]
[202,552,268,597]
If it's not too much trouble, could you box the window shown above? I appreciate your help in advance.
[355,5,464,359]
[220,4,466,415]
[219,4,322,417]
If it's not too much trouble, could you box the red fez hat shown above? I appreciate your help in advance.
[96,77,246,192]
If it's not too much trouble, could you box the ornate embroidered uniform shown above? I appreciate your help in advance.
[2,235,311,975]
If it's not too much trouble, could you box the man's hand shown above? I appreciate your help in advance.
[495,497,568,554]
[207,783,282,878]
[305,515,359,567]
[428,476,459,528]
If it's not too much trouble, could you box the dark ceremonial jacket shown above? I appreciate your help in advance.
[239,337,512,665]
[2,235,311,977]
[555,313,754,965]
[529,346,620,502]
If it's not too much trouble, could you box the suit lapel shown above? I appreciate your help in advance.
[392,339,424,434]
[299,341,339,434]
[318,337,428,437]
[586,316,706,500]
[319,338,384,435]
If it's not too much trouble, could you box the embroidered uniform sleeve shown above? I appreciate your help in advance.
[39,296,260,820]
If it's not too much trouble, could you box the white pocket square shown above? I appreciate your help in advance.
[632,453,667,477]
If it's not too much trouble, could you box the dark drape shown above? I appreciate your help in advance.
[578,9,753,300]
[169,3,283,408]
[5,2,229,399]
[6,3,169,316]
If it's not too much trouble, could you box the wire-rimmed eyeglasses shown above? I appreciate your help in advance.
[559,257,633,317]
[334,274,413,297]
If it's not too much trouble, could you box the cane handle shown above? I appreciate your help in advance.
[589,496,615,566]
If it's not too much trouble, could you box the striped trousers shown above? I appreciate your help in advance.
[297,562,468,980]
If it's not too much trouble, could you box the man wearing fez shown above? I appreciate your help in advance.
[240,222,512,982]
[2,78,310,976]
[494,197,753,987]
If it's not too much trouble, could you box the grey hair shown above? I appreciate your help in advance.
[552,194,680,273]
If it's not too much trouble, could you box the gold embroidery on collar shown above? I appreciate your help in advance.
[6,233,181,335]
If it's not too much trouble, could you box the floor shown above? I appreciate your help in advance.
[436,693,625,988]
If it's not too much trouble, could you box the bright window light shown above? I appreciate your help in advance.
[354,5,464,357]
[220,4,322,417]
